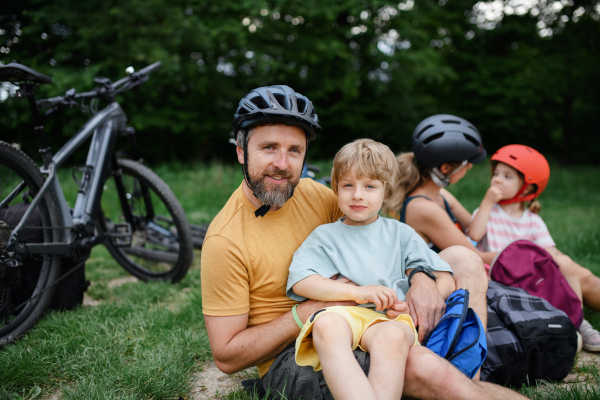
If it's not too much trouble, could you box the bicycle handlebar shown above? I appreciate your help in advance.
[37,61,161,109]
[112,61,161,90]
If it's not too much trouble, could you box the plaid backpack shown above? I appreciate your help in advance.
[422,289,487,378]
[481,281,577,384]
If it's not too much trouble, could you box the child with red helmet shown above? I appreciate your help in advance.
[469,144,600,352]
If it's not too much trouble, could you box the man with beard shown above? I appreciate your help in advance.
[201,85,526,400]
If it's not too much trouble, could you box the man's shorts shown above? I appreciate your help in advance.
[262,342,370,400]
[296,306,418,372]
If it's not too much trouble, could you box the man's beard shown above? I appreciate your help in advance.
[247,165,301,207]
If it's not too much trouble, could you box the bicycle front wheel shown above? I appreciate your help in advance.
[97,159,193,283]
[0,141,61,346]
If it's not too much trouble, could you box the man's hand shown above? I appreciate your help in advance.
[405,273,446,343]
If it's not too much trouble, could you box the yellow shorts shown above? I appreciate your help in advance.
[295,306,418,372]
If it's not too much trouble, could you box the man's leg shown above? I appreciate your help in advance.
[403,345,528,400]
[439,246,488,329]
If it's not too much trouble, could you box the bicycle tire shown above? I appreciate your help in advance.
[0,141,61,346]
[97,159,193,283]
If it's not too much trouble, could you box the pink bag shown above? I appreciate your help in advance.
[489,240,583,329]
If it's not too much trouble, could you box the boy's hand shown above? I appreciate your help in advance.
[483,186,503,205]
[353,285,397,311]
[386,300,409,319]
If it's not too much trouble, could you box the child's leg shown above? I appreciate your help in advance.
[546,247,583,304]
[312,312,376,400]
[549,247,600,310]
[360,320,415,400]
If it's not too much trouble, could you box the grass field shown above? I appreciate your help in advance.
[1,160,599,399]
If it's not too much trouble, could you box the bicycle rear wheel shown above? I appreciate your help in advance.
[97,159,193,283]
[0,141,61,346]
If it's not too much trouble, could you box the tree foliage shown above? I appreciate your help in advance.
[1,0,598,164]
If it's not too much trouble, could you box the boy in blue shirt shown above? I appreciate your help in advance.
[287,139,455,399]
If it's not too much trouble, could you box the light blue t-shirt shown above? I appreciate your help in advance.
[286,216,452,303]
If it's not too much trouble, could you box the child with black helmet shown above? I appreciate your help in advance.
[469,144,600,352]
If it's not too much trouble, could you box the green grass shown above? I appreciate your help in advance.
[1,160,599,399]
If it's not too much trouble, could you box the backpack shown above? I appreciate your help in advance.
[1,203,89,312]
[490,239,583,329]
[422,289,487,378]
[481,281,577,384]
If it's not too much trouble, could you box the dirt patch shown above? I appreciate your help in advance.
[561,349,600,384]
[82,294,101,307]
[190,362,255,399]
[107,276,139,288]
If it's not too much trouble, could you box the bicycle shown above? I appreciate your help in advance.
[0,62,194,345]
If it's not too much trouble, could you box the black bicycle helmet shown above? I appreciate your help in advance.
[411,114,486,168]
[233,85,321,217]
[233,85,321,139]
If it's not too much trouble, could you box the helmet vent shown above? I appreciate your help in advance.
[423,132,444,145]
[237,108,249,115]
[442,119,460,124]
[416,124,434,139]
[509,155,517,160]
[297,98,307,113]
[462,133,480,147]
[468,125,480,133]
[273,94,287,109]
[250,96,270,110]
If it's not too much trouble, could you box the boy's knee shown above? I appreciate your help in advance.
[312,312,347,337]
[372,322,413,347]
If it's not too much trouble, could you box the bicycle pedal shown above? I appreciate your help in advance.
[110,223,132,247]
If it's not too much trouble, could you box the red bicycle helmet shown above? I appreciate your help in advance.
[491,145,550,205]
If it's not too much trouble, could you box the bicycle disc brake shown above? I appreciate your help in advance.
[0,219,20,317]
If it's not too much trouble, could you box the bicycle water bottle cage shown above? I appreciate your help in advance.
[110,223,133,247]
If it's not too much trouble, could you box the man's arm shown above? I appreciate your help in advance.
[206,299,353,374]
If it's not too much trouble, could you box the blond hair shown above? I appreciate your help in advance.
[385,153,463,215]
[331,139,399,202]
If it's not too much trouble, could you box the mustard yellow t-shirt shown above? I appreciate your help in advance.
[201,178,344,377]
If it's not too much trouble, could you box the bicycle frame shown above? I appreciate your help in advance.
[7,101,127,257]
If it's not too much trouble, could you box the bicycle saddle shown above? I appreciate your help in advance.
[0,63,53,84]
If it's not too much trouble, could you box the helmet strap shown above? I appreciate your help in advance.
[240,130,272,217]
[430,160,468,188]
[497,182,537,205]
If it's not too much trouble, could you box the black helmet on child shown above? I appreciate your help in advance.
[233,85,321,139]
[411,114,486,168]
